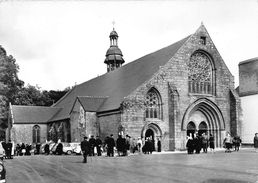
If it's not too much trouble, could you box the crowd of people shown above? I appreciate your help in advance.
[7,131,258,162]
[186,132,243,154]
[85,134,162,158]
[186,133,212,154]
[223,133,242,153]
[80,134,162,163]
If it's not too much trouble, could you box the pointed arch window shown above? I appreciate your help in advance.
[145,88,162,119]
[32,125,40,144]
[188,51,214,95]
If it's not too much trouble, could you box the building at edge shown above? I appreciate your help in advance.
[239,57,258,145]
[7,24,241,151]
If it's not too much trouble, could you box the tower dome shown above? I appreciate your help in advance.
[109,29,118,38]
[104,28,125,72]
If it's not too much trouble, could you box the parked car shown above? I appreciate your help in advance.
[0,144,6,183]
[0,143,5,159]
[0,159,6,183]
[51,142,73,155]
[40,141,56,154]
[70,142,82,155]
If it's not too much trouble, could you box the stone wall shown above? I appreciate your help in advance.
[120,25,238,151]
[85,112,98,137]
[11,124,47,145]
[70,100,98,142]
[98,113,121,140]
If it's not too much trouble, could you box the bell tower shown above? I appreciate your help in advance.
[104,25,125,72]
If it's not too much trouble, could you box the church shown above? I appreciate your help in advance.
[7,24,240,151]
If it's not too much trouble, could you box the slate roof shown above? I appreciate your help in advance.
[50,35,190,122]
[75,96,108,112]
[11,105,62,124]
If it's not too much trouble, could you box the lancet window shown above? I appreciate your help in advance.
[145,88,162,119]
[32,125,40,144]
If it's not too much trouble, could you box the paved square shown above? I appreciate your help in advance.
[4,149,258,183]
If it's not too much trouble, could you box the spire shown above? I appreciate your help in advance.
[104,24,125,72]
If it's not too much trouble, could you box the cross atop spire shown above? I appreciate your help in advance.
[112,20,115,30]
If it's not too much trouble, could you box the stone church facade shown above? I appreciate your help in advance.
[7,24,240,151]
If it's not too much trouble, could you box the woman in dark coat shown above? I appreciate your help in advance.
[209,134,215,153]
[157,138,161,152]
[186,136,194,154]
[254,133,258,153]
[56,142,63,155]
[44,143,50,155]
[116,135,124,156]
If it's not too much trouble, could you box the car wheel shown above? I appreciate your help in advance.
[67,150,72,155]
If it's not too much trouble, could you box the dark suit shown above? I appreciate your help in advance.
[81,139,90,163]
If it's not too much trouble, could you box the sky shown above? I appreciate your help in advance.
[0,0,258,91]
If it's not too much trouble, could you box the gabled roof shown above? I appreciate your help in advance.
[11,105,62,124]
[72,96,108,113]
[50,35,190,122]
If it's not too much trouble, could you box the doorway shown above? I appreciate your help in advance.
[187,121,196,138]
[198,121,208,136]
[145,129,155,151]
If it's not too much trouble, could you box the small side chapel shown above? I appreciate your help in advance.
[7,24,240,151]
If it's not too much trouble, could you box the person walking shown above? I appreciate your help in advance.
[81,136,90,163]
[209,134,215,153]
[254,133,258,153]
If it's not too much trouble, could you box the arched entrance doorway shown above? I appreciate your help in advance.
[182,98,225,148]
[187,121,196,138]
[198,121,208,136]
[145,129,154,140]
[142,123,162,151]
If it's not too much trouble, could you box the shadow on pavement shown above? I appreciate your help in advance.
[202,179,250,183]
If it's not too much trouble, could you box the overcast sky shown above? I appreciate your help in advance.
[0,0,257,90]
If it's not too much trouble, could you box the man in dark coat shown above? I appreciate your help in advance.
[116,135,124,156]
[95,136,102,156]
[157,138,161,152]
[44,143,50,155]
[81,136,90,163]
[56,142,63,155]
[89,135,96,156]
[6,140,13,159]
[107,134,115,157]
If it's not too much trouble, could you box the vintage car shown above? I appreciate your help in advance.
[70,142,82,155]
[0,143,6,183]
[0,159,6,183]
[51,142,73,155]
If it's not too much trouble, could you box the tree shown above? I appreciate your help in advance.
[0,46,24,123]
[0,45,70,129]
